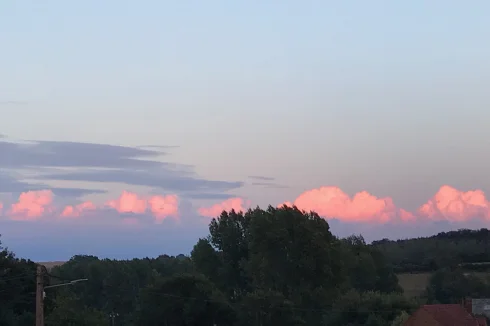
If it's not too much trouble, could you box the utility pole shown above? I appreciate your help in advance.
[35,264,88,326]
[35,265,45,326]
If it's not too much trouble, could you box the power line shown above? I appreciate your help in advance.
[0,273,35,282]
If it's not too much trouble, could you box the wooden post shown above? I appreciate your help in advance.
[36,265,44,326]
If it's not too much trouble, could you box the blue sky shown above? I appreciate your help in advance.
[1,1,490,261]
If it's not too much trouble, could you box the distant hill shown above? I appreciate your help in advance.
[372,228,490,273]
[35,229,490,274]
[38,261,66,270]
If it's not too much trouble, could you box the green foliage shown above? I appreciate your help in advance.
[373,228,490,272]
[342,235,402,294]
[45,291,107,326]
[237,289,305,326]
[324,290,416,326]
[191,238,223,288]
[390,311,410,326]
[11,209,488,326]
[0,236,37,326]
[136,273,235,326]
[426,267,490,304]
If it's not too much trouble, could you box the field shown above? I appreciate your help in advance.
[397,271,490,298]
[397,273,431,298]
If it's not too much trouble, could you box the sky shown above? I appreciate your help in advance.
[1,1,490,261]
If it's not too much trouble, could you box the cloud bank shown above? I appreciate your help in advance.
[0,189,179,224]
[2,185,489,226]
[2,135,489,260]
[203,185,490,224]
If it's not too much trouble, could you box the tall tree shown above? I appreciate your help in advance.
[245,206,346,324]
[207,209,252,300]
[0,236,37,326]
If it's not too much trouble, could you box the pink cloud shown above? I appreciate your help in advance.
[198,197,249,218]
[278,185,490,223]
[105,191,179,222]
[9,190,54,221]
[61,201,96,218]
[418,185,490,222]
[278,186,403,223]
[106,191,147,214]
[1,189,179,224]
[148,194,179,223]
[4,185,490,226]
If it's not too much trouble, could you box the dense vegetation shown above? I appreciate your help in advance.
[372,228,490,273]
[3,206,490,325]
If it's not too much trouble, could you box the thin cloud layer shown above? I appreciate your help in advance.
[248,175,275,181]
[0,137,243,200]
[202,185,490,224]
[0,171,104,197]
[39,169,242,194]
[0,139,165,169]
[248,175,287,188]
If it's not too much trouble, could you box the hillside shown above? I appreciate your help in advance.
[36,229,490,297]
[370,228,490,297]
[38,261,66,270]
[372,228,490,273]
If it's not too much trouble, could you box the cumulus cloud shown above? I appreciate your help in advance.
[106,191,178,223]
[9,190,55,220]
[0,189,179,224]
[418,185,490,221]
[61,201,96,218]
[5,184,490,227]
[201,185,490,224]
[198,197,250,218]
[3,183,490,260]
[278,186,414,223]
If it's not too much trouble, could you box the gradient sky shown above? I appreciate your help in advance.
[1,1,490,261]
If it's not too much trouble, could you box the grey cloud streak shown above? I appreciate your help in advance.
[248,175,288,189]
[251,182,288,189]
[0,172,105,197]
[38,169,243,193]
[0,140,168,169]
[248,175,275,181]
[0,137,243,199]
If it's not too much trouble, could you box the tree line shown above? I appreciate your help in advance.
[372,228,490,273]
[2,206,490,325]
